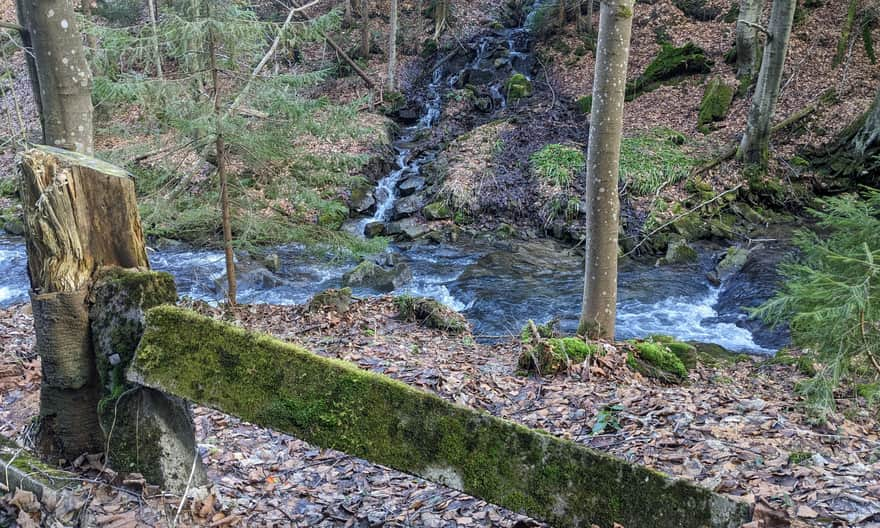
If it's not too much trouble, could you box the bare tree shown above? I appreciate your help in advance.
[360,0,370,58]
[738,0,796,170]
[579,0,635,339]
[387,0,398,91]
[17,0,93,153]
[735,0,765,81]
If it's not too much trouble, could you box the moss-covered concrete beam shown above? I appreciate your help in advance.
[0,435,77,500]
[129,307,752,528]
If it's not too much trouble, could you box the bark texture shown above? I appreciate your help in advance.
[386,0,398,91]
[810,88,880,184]
[579,0,635,339]
[738,0,796,169]
[360,0,370,58]
[735,0,765,79]
[19,146,148,460]
[18,0,93,153]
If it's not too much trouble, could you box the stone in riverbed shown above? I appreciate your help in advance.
[660,237,698,265]
[308,287,353,313]
[398,176,425,197]
[715,246,750,281]
[386,218,430,240]
[422,201,453,221]
[349,184,376,214]
[364,221,385,238]
[342,260,412,292]
[392,194,423,219]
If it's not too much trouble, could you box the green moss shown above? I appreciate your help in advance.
[519,336,600,375]
[857,382,880,403]
[576,95,593,114]
[630,341,689,381]
[422,201,453,220]
[691,342,741,366]
[395,295,468,334]
[626,43,712,101]
[504,73,533,101]
[132,307,751,527]
[787,451,813,465]
[697,79,734,133]
[672,0,721,20]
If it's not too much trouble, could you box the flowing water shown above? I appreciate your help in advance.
[0,0,788,354]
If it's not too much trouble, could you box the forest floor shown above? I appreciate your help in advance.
[2,299,879,527]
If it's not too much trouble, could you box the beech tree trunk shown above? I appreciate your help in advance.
[735,0,765,80]
[146,0,163,79]
[360,0,370,58]
[387,0,398,91]
[19,146,149,461]
[738,0,796,170]
[17,0,93,154]
[579,0,635,340]
[343,0,352,28]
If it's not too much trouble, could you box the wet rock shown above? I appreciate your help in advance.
[2,219,25,236]
[473,96,493,112]
[238,267,286,289]
[364,221,385,238]
[308,287,353,313]
[716,246,750,281]
[422,201,453,220]
[261,253,281,273]
[504,73,533,100]
[465,67,496,85]
[385,218,430,240]
[342,260,412,292]
[398,176,425,197]
[392,194,423,219]
[660,237,698,265]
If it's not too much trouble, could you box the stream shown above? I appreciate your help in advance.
[0,1,789,354]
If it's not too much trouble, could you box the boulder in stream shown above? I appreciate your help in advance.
[364,221,386,238]
[385,218,431,240]
[349,185,377,214]
[398,176,425,197]
[392,194,423,219]
[342,260,412,292]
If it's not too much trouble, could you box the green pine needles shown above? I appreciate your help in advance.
[754,188,880,420]
[86,1,378,254]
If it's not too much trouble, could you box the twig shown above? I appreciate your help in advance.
[737,19,771,39]
[623,184,743,257]
[171,447,200,527]
[0,21,24,33]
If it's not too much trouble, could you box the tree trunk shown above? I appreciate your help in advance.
[587,0,595,34]
[18,0,93,154]
[810,88,880,184]
[360,0,370,58]
[735,0,765,80]
[738,0,796,170]
[434,0,448,40]
[387,0,398,91]
[18,146,149,461]
[80,0,97,50]
[208,8,237,305]
[146,0,163,79]
[579,0,635,340]
[14,0,42,118]
[343,0,352,28]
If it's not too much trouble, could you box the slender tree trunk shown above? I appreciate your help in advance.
[387,0,398,91]
[19,146,149,461]
[360,0,369,58]
[146,0,163,79]
[735,0,765,80]
[586,0,595,35]
[738,0,796,170]
[579,0,635,340]
[81,0,97,49]
[208,8,237,305]
[558,0,567,26]
[14,0,41,119]
[18,0,93,154]
[343,0,352,28]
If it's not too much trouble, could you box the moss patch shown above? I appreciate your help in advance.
[131,307,751,528]
[626,43,712,101]
[518,328,600,375]
[698,79,734,133]
[627,339,689,383]
[504,73,533,101]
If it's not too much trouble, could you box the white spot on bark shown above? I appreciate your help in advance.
[47,9,55,17]
[61,19,69,29]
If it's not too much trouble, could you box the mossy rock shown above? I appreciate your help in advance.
[672,0,721,20]
[660,237,698,265]
[626,42,712,100]
[505,73,533,101]
[627,340,688,383]
[689,342,743,366]
[308,288,353,313]
[647,335,698,370]
[317,206,349,230]
[395,295,468,334]
[423,201,453,220]
[715,246,750,281]
[519,335,599,375]
[697,78,734,133]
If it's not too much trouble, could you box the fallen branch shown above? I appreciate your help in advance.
[325,35,375,89]
[0,21,23,33]
[623,183,744,257]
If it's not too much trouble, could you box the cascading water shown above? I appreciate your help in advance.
[0,1,787,353]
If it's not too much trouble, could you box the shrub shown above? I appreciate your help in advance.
[754,189,880,420]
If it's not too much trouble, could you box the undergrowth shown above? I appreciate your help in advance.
[530,144,585,187]
[619,128,695,196]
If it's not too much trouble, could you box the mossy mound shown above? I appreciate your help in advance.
[626,43,712,101]
[627,339,689,383]
[576,95,593,114]
[395,295,468,334]
[505,73,533,101]
[659,238,698,265]
[519,334,599,375]
[697,78,734,133]
[308,288,353,313]
[673,0,721,21]
[690,342,750,367]
[423,201,453,220]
